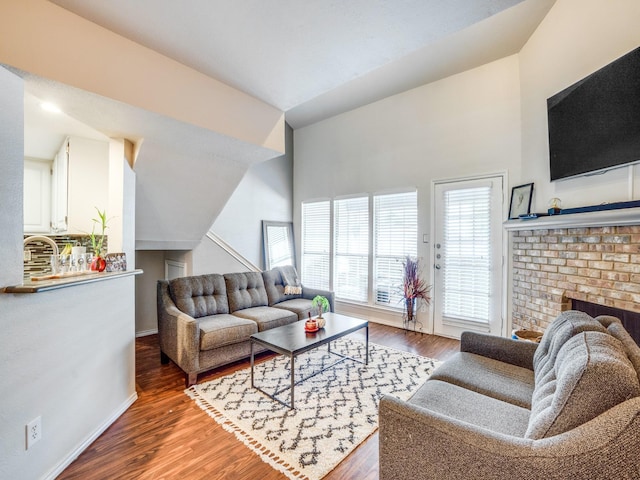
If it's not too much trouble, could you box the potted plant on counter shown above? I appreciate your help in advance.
[89,207,110,272]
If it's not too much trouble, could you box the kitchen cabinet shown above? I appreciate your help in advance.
[50,138,69,232]
[23,157,52,233]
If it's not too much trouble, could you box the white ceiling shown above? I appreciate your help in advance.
[50,0,556,129]
[18,0,557,247]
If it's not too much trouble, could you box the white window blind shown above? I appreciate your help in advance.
[301,201,330,290]
[334,197,369,302]
[442,186,491,323]
[373,191,417,307]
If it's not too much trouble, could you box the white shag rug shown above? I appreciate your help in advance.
[186,338,439,480]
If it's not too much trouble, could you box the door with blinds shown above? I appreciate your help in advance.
[432,176,504,338]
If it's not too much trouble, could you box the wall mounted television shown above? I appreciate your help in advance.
[547,46,640,181]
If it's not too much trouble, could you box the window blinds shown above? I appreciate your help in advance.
[442,186,491,323]
[373,191,417,306]
[301,201,330,290]
[334,197,369,302]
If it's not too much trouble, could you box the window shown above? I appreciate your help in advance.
[301,190,418,310]
[374,192,417,307]
[334,197,369,302]
[301,201,330,290]
[442,186,491,323]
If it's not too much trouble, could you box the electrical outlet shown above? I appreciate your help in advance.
[26,416,42,449]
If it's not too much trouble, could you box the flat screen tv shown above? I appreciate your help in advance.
[547,46,640,181]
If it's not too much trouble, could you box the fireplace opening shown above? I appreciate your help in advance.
[571,299,640,346]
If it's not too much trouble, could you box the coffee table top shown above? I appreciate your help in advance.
[250,312,368,356]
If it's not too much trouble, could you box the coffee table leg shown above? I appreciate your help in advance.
[250,340,255,388]
[290,354,295,408]
[365,325,369,365]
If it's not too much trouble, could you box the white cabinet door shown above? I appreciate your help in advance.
[51,138,69,232]
[23,158,51,233]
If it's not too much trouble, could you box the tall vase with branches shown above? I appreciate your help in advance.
[402,256,431,330]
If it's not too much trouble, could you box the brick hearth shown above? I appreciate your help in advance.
[511,225,640,333]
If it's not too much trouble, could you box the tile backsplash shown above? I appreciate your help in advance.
[23,234,108,279]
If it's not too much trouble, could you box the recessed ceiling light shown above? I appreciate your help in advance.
[40,102,62,114]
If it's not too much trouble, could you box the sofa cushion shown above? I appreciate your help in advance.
[263,267,302,306]
[429,352,535,409]
[274,298,318,320]
[526,331,640,439]
[169,274,229,318]
[224,272,269,312]
[409,379,531,437]
[533,310,606,385]
[232,306,297,331]
[199,314,258,351]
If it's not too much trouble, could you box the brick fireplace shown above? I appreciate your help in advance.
[506,209,640,338]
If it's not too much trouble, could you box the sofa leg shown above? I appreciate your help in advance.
[160,351,170,365]
[186,372,197,387]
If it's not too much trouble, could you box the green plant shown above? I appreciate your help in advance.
[311,295,330,318]
[90,207,110,257]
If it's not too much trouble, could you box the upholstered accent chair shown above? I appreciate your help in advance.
[379,311,640,479]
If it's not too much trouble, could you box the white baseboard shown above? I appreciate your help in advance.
[136,328,158,337]
[44,392,138,480]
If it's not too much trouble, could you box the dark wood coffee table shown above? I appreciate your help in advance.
[250,312,368,409]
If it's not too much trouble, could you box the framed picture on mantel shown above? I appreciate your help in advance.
[508,183,534,219]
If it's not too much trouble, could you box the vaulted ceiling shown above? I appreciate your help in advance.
[51,0,556,128]
[14,0,556,249]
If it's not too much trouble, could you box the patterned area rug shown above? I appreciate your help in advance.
[185,338,439,480]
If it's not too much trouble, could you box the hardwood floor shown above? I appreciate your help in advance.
[58,323,459,480]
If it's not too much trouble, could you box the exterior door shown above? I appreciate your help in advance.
[432,176,504,338]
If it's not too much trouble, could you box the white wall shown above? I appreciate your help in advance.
[134,250,166,336]
[294,55,522,324]
[0,66,24,285]
[293,1,640,330]
[0,279,137,480]
[519,0,640,212]
[66,136,110,234]
[212,124,294,269]
[0,66,137,480]
[134,131,294,336]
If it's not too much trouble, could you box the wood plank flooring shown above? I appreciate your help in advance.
[58,323,459,480]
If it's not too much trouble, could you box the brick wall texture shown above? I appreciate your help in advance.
[512,226,640,333]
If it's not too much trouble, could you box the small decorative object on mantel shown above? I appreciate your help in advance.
[402,256,431,333]
[548,197,562,215]
[508,182,534,219]
[311,295,330,328]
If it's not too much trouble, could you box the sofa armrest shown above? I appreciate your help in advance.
[460,331,537,370]
[301,286,335,312]
[157,280,200,373]
[379,394,640,480]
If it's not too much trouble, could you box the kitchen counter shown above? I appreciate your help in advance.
[3,269,143,293]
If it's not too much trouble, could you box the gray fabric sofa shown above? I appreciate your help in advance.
[157,267,334,386]
[379,311,640,479]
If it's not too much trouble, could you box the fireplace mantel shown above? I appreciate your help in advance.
[504,206,640,231]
